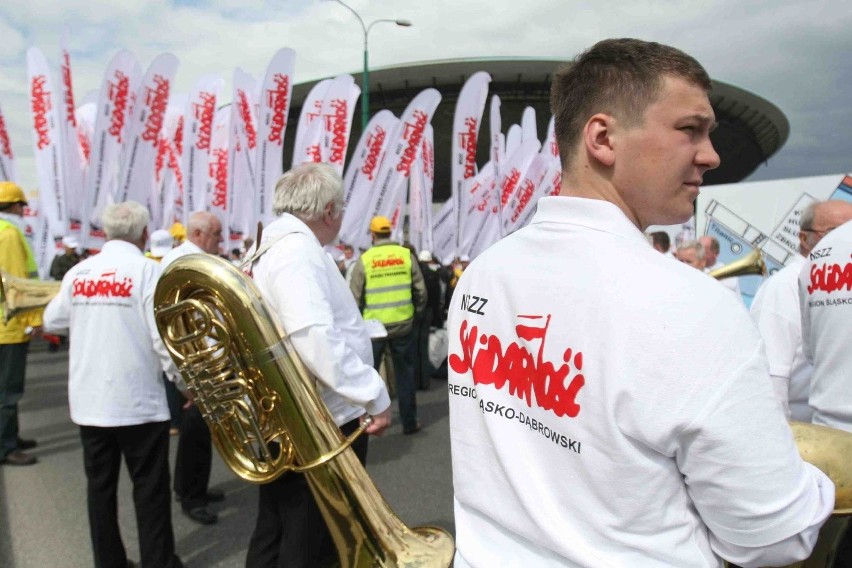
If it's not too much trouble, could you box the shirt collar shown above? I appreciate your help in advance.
[102,239,144,255]
[531,196,651,247]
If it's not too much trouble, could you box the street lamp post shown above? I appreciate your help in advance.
[330,0,411,132]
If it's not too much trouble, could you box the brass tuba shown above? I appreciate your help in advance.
[153,254,454,568]
[709,248,767,280]
[781,422,852,568]
[0,271,61,324]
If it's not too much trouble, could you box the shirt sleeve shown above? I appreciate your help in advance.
[43,271,73,334]
[410,253,428,316]
[288,325,390,416]
[258,235,389,414]
[675,343,833,560]
[141,261,181,384]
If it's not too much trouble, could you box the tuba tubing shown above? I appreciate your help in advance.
[709,248,767,280]
[154,254,454,568]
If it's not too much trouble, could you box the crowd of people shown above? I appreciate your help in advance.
[1,37,850,568]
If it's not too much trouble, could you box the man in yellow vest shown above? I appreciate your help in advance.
[350,216,427,435]
[0,181,41,466]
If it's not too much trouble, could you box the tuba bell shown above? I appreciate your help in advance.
[0,271,61,324]
[708,248,767,280]
[153,254,454,568]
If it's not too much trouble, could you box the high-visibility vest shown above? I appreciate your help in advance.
[361,244,414,324]
[0,219,38,278]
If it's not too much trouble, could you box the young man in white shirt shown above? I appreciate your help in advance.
[160,211,225,525]
[447,38,833,567]
[244,163,391,568]
[43,201,183,568]
[751,200,852,421]
[799,215,852,433]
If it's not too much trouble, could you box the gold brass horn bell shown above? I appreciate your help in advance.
[708,248,767,280]
[0,271,61,324]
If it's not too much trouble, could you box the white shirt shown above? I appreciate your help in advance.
[160,239,203,269]
[448,197,833,568]
[250,214,390,426]
[750,254,813,421]
[799,219,852,432]
[43,240,178,427]
[705,260,742,298]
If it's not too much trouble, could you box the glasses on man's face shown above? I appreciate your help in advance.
[801,226,840,239]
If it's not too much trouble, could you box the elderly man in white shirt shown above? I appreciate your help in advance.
[159,211,225,525]
[798,208,852,433]
[244,163,391,568]
[751,200,852,421]
[447,38,833,568]
[700,235,742,297]
[43,201,183,568]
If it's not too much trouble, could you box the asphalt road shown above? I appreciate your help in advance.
[0,339,456,567]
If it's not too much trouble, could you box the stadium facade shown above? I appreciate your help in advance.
[284,58,789,202]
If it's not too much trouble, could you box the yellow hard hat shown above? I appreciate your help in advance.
[0,181,27,205]
[169,222,186,241]
[369,216,392,233]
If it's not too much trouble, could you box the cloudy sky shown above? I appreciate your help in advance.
[1,0,850,192]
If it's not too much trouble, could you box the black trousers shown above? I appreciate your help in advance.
[80,421,181,568]
[245,418,368,568]
[0,342,28,458]
[173,403,213,509]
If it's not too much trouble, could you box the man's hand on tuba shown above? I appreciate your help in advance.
[363,408,391,437]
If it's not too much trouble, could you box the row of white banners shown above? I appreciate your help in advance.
[0,42,563,276]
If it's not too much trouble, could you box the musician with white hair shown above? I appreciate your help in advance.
[44,201,183,568]
[244,162,391,568]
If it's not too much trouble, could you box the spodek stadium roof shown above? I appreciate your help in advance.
[288,58,789,201]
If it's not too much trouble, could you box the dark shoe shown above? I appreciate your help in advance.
[183,506,218,525]
[403,423,422,435]
[205,489,225,503]
[17,437,37,450]
[2,450,38,466]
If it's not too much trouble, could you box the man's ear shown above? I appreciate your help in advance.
[583,113,616,167]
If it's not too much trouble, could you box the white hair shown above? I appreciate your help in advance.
[102,201,149,241]
[187,210,219,234]
[677,239,705,260]
[272,163,344,221]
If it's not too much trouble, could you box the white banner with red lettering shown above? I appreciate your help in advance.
[59,36,85,240]
[489,95,503,182]
[431,199,455,264]
[408,125,434,255]
[0,102,15,182]
[542,115,557,160]
[208,107,230,243]
[521,106,537,144]
[26,46,67,248]
[514,155,562,231]
[255,48,295,227]
[459,164,499,259]
[152,96,185,230]
[502,153,548,235]
[81,50,140,250]
[497,138,540,232]
[227,68,257,247]
[116,53,179,208]
[339,109,397,248]
[292,79,329,167]
[181,74,223,220]
[320,75,360,176]
[452,71,490,254]
[357,88,442,252]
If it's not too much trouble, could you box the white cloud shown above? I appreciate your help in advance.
[0,0,850,191]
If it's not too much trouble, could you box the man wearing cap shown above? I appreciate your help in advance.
[0,181,40,466]
[159,211,224,525]
[50,236,82,281]
[148,229,175,261]
[349,216,427,434]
